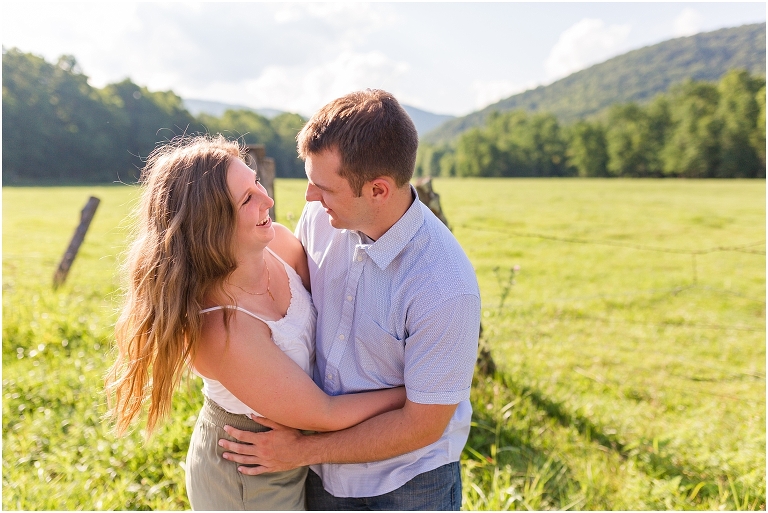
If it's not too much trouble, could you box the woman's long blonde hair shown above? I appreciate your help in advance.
[106,134,243,436]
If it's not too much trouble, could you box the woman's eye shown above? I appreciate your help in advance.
[255,177,261,184]
[243,195,251,206]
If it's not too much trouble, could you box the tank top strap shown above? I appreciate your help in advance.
[199,305,270,324]
[266,246,291,269]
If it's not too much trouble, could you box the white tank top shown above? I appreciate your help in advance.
[196,248,317,416]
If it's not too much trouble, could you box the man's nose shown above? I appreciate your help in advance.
[305,183,320,202]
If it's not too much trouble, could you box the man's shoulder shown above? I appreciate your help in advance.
[414,204,472,267]
[402,205,479,301]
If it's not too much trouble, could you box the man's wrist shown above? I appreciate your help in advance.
[297,431,331,466]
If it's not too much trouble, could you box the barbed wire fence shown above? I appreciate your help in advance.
[466,224,766,308]
[465,225,766,380]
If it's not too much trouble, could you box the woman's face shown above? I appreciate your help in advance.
[226,158,275,252]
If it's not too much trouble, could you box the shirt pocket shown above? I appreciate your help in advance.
[353,315,405,385]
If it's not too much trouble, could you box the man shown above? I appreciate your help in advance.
[219,89,480,510]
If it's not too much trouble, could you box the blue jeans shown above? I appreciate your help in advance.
[305,462,462,510]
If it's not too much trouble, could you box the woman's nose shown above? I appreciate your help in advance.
[258,187,275,209]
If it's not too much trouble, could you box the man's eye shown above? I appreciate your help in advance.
[255,177,261,184]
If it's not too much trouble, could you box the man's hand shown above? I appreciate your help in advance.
[219,416,306,475]
[220,400,457,471]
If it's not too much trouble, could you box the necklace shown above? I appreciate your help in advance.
[227,257,275,301]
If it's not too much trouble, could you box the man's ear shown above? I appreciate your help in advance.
[368,176,395,201]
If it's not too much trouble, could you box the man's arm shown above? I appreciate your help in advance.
[220,292,480,474]
[219,399,457,475]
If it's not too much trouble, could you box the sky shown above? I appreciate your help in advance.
[3,2,766,117]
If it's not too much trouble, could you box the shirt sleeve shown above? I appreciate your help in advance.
[403,293,481,405]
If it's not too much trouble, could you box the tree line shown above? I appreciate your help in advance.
[4,48,765,184]
[417,70,766,179]
[2,48,307,185]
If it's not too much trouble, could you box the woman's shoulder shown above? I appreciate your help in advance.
[194,304,273,377]
[268,223,310,290]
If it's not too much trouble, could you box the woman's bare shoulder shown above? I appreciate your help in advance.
[194,308,272,377]
[268,223,310,290]
[269,223,302,259]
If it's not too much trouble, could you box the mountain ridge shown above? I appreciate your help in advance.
[182,98,454,136]
[183,98,284,119]
[423,22,766,144]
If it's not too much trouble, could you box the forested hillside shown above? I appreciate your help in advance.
[424,23,766,144]
[2,49,306,185]
[417,70,766,178]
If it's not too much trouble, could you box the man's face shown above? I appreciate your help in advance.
[305,149,371,232]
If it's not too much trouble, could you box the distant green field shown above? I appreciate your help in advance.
[3,179,765,510]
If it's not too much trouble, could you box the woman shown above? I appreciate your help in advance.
[106,135,405,510]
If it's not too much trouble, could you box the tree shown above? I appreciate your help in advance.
[605,99,670,177]
[714,70,764,177]
[269,112,308,178]
[197,109,307,178]
[753,85,766,170]
[2,48,128,184]
[103,79,196,181]
[452,111,571,177]
[416,143,454,177]
[566,121,609,177]
[660,81,722,177]
[454,129,502,177]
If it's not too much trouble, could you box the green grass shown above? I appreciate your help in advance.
[3,179,765,510]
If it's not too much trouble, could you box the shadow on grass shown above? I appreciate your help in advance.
[491,369,752,507]
[464,372,582,510]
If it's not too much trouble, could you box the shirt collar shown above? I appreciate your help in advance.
[356,186,423,270]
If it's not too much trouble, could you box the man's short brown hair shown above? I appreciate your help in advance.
[297,89,418,196]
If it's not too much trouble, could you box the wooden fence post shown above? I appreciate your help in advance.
[413,176,450,229]
[244,144,276,220]
[53,196,100,289]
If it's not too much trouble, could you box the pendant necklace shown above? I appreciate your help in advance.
[227,257,275,301]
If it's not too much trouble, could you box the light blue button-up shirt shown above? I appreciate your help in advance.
[295,189,481,498]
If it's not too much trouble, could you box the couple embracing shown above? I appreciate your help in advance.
[107,89,481,510]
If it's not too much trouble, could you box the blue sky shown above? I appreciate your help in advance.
[3,2,765,116]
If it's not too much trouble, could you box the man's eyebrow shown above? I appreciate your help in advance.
[311,180,333,192]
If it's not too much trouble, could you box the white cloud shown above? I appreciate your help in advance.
[183,50,411,115]
[1,3,143,85]
[272,2,396,44]
[673,8,705,37]
[470,79,538,110]
[544,18,631,82]
[3,3,764,117]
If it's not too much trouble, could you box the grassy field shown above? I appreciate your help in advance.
[3,178,765,510]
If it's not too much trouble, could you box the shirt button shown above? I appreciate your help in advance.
[346,295,353,302]
[357,255,363,262]
[338,334,345,340]
[326,373,333,380]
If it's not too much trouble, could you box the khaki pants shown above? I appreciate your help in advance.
[186,396,307,510]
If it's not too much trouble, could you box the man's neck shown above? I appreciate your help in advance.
[360,186,415,241]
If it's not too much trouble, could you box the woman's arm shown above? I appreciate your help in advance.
[193,311,405,432]
[267,222,310,291]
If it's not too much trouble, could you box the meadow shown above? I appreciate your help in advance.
[3,178,765,510]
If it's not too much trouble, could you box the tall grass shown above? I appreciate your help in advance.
[3,179,764,509]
